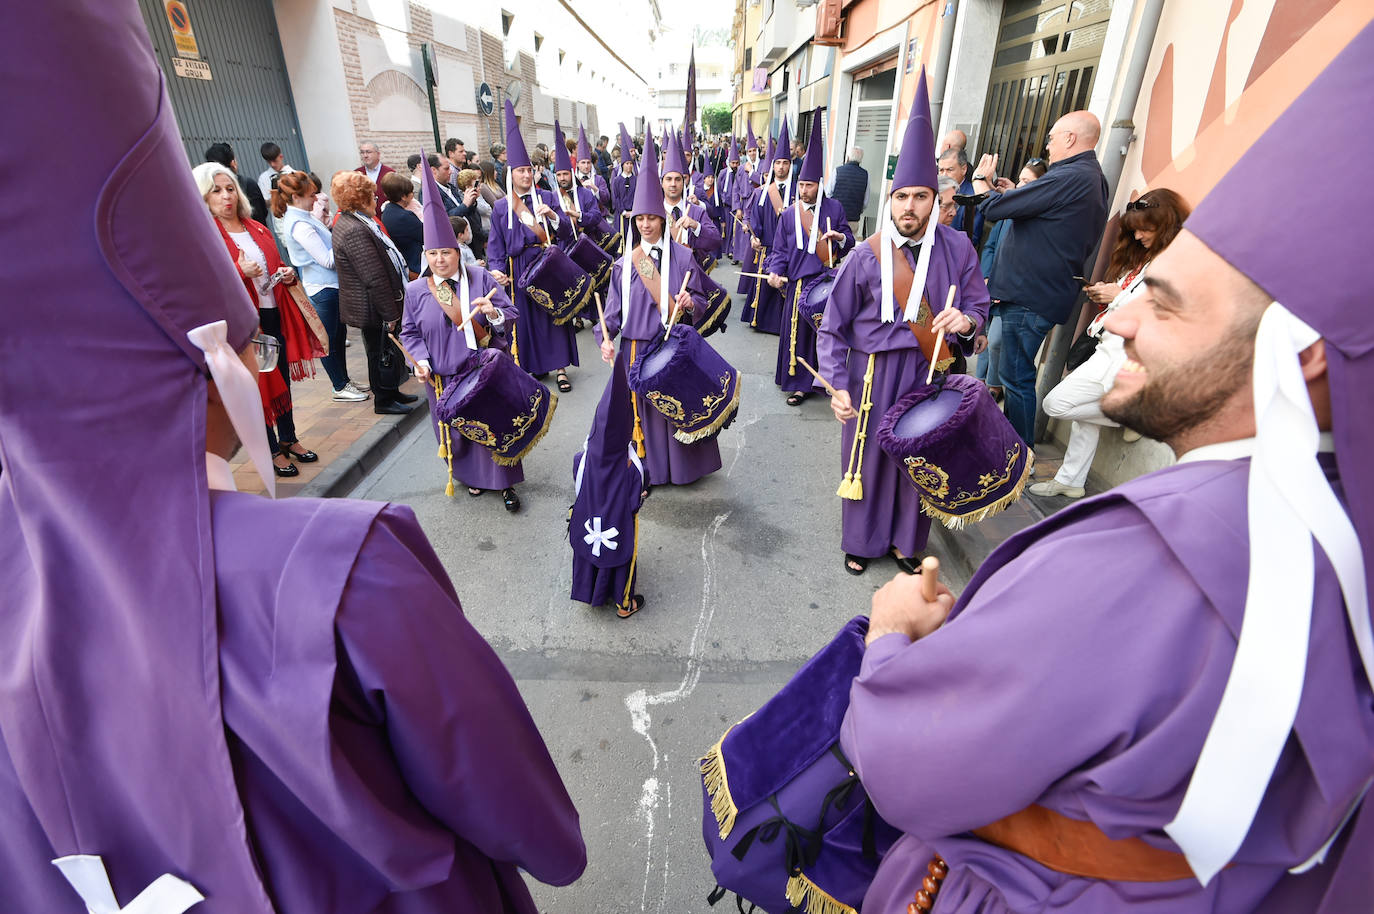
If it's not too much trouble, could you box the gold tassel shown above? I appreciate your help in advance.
[788,280,801,376]
[837,354,875,501]
[629,340,647,458]
[698,724,741,840]
[508,257,520,367]
[785,871,858,914]
[749,248,763,327]
[433,376,456,496]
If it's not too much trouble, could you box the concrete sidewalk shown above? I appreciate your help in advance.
[229,326,428,497]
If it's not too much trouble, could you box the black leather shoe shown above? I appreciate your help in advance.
[284,446,318,463]
[273,461,299,478]
[374,401,412,415]
[394,392,420,404]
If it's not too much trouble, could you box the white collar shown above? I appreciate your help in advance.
[639,239,663,256]
[206,453,237,492]
[1176,432,1335,465]
[664,197,684,211]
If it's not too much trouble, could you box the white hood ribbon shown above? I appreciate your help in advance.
[1165,302,1372,884]
[879,196,938,323]
[53,855,204,914]
[456,267,477,350]
[794,188,827,255]
[187,320,275,498]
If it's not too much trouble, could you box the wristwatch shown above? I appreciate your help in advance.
[972,173,988,182]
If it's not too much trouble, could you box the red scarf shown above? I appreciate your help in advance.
[214,217,326,380]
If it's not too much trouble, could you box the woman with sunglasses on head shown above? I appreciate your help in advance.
[194,161,326,477]
[1030,187,1191,498]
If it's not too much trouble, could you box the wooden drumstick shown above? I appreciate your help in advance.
[387,332,438,388]
[796,357,838,398]
[594,291,610,348]
[453,292,494,334]
[664,271,693,340]
[825,217,834,269]
[925,284,959,385]
[920,556,940,602]
[737,271,788,281]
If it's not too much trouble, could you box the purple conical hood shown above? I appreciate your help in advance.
[774,119,792,161]
[577,125,594,163]
[630,134,666,221]
[553,120,573,172]
[798,113,825,183]
[571,356,642,570]
[420,150,460,250]
[0,1,277,908]
[728,135,739,163]
[504,98,532,169]
[1186,20,1374,619]
[891,67,938,192]
[586,351,634,477]
[746,121,757,153]
[619,123,635,165]
[664,129,689,177]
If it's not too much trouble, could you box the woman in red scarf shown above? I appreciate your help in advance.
[194,162,327,477]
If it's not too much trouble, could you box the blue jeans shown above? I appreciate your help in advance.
[310,287,351,391]
[975,312,1003,387]
[997,303,1055,445]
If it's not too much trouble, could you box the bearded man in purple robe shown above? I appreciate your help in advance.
[841,36,1374,914]
[817,74,988,577]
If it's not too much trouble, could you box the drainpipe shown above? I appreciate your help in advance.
[928,0,959,131]
[1033,0,1165,443]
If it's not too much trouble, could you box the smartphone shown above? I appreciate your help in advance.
[1072,275,1089,286]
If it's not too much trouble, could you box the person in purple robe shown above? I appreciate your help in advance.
[745,128,796,335]
[593,139,722,487]
[817,74,988,576]
[838,32,1374,913]
[765,115,856,406]
[487,99,579,392]
[401,155,525,512]
[575,125,611,210]
[552,122,615,248]
[570,357,647,619]
[610,123,639,241]
[0,4,586,912]
[661,132,722,272]
[719,138,748,264]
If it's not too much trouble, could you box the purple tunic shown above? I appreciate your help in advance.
[728,168,756,263]
[817,226,988,557]
[764,196,855,393]
[743,184,793,334]
[610,170,637,221]
[400,269,524,490]
[841,458,1374,912]
[557,184,613,244]
[595,240,724,486]
[487,190,579,375]
[666,198,722,268]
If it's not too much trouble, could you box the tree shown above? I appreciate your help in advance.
[702,102,732,136]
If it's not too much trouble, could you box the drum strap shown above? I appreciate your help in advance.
[630,247,665,314]
[837,353,876,501]
[512,193,550,245]
[767,183,786,216]
[797,207,832,266]
[866,236,954,372]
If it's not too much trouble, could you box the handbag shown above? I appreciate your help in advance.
[375,329,410,390]
[1065,332,1100,372]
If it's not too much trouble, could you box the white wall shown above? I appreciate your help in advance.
[273,0,358,181]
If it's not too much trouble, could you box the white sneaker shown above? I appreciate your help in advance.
[332,383,369,402]
[1029,479,1085,498]
[1121,427,1142,442]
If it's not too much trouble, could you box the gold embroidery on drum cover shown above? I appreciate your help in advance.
[904,444,1022,509]
[451,391,545,454]
[453,418,498,447]
[647,372,732,430]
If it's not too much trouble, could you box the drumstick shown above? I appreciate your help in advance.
[387,332,438,388]
[925,284,959,385]
[825,217,834,269]
[664,271,693,340]
[737,271,788,281]
[594,291,610,347]
[732,212,753,234]
[796,357,838,398]
[920,556,940,602]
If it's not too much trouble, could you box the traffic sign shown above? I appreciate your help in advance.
[477,82,495,116]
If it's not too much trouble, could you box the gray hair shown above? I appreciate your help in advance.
[848,146,863,162]
[191,162,251,220]
[938,147,969,168]
[937,175,959,195]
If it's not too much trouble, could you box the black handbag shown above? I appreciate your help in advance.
[1065,332,1101,372]
[375,330,410,389]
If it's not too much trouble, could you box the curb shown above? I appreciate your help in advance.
[299,400,430,498]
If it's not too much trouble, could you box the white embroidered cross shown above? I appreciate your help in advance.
[52,855,204,914]
[583,517,619,557]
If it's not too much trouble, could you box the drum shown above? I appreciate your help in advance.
[875,374,1032,528]
[798,270,836,332]
[519,245,593,325]
[584,219,622,255]
[627,324,740,444]
[435,348,558,465]
[694,272,732,338]
[568,234,613,287]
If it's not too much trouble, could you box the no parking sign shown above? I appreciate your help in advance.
[165,1,200,59]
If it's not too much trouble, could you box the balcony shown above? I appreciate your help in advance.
[755,0,799,68]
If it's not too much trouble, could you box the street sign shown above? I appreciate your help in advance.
[477,82,495,116]
[886,154,898,180]
[164,0,200,59]
[172,58,212,81]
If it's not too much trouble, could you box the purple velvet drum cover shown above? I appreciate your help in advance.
[695,271,733,338]
[799,270,837,333]
[519,244,593,325]
[436,348,559,465]
[627,323,741,443]
[699,616,902,914]
[568,234,614,287]
[583,217,622,254]
[876,373,1032,528]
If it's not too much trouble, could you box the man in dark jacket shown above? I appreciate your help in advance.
[973,110,1109,445]
[829,146,869,236]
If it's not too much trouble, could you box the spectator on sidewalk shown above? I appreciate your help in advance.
[937,175,959,226]
[938,147,983,245]
[257,141,295,201]
[975,158,1047,401]
[331,170,416,416]
[456,167,491,258]
[356,141,393,211]
[490,142,507,185]
[828,146,869,237]
[273,170,369,403]
[444,137,466,192]
[595,134,613,181]
[1030,187,1191,498]
[450,215,480,268]
[379,172,424,277]
[974,110,1109,445]
[205,142,267,223]
[939,128,967,157]
[478,160,503,206]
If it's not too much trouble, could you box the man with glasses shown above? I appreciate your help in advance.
[937,147,983,244]
[970,110,1108,446]
[936,175,960,226]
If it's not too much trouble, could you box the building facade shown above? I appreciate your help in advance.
[651,31,733,139]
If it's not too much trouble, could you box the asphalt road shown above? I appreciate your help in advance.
[352,258,972,913]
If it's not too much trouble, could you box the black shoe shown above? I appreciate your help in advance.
[273,460,299,478]
[394,392,420,404]
[374,401,412,415]
[501,487,521,513]
[284,446,318,463]
[890,549,921,575]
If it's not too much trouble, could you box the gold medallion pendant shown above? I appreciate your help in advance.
[520,210,536,226]
[435,282,454,306]
[636,257,656,281]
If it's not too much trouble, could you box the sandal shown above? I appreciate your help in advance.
[467,487,483,497]
[890,549,920,575]
[617,594,646,618]
[286,444,318,463]
[556,371,572,393]
[501,487,521,513]
[844,554,869,576]
[786,391,808,407]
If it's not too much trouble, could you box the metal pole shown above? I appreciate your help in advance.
[428,84,442,153]
[1032,0,1166,443]
[927,0,960,133]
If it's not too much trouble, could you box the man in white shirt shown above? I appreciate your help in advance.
[257,141,294,200]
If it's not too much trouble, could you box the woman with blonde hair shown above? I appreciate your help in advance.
[193,161,325,476]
